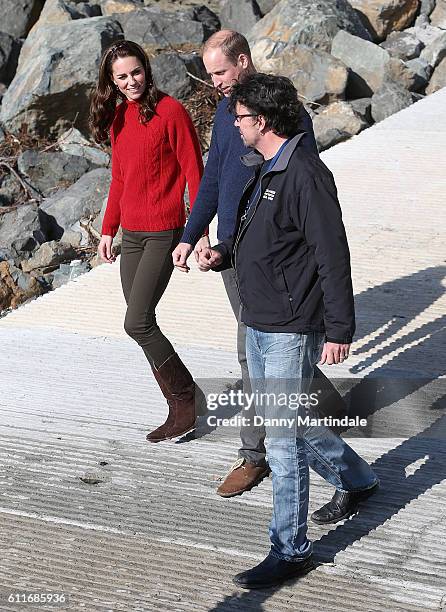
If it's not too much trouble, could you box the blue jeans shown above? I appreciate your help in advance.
[246,328,378,561]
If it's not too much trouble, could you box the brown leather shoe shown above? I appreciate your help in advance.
[217,458,270,497]
[146,353,197,442]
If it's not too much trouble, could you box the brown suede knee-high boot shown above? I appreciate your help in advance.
[146,353,197,443]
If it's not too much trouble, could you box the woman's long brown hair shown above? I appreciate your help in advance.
[89,40,160,143]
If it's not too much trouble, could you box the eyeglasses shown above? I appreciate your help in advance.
[234,113,258,123]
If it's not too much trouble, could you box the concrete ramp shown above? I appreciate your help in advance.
[0,89,445,611]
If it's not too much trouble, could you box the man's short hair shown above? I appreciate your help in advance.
[202,29,252,65]
[228,73,303,138]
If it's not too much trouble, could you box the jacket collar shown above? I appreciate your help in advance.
[240,132,306,170]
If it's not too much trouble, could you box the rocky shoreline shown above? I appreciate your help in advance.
[0,0,445,313]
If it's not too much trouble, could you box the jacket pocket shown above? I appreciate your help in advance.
[280,266,294,317]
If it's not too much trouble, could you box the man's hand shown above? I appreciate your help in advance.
[172,242,193,272]
[98,235,116,263]
[194,235,211,263]
[319,342,351,365]
[197,247,223,271]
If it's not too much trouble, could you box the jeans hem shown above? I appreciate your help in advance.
[269,550,312,563]
[336,478,379,493]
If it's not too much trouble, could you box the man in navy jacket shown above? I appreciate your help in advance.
[172,31,370,509]
[197,73,378,589]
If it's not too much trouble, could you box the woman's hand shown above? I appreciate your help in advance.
[98,235,116,263]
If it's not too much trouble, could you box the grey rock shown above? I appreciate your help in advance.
[0,173,24,206]
[39,168,111,241]
[181,53,208,83]
[114,7,204,50]
[189,5,220,41]
[431,0,446,27]
[405,24,445,47]
[1,0,45,38]
[420,31,446,68]
[0,17,124,137]
[59,128,110,167]
[18,150,91,197]
[251,39,348,104]
[414,14,430,27]
[151,53,193,100]
[0,32,22,85]
[426,56,446,93]
[419,0,436,18]
[313,101,368,150]
[248,0,371,54]
[371,81,413,123]
[21,240,76,272]
[0,203,45,255]
[68,2,102,17]
[60,229,83,247]
[380,30,423,60]
[220,0,262,36]
[0,125,5,144]
[404,57,433,88]
[331,30,390,97]
[52,259,91,288]
[386,57,430,92]
[349,97,373,124]
[256,0,281,15]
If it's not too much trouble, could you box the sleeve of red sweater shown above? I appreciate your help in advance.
[101,126,123,237]
[165,101,204,215]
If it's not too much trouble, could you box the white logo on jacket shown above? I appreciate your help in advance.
[263,189,276,201]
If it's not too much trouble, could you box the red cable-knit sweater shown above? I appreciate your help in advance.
[101,94,203,237]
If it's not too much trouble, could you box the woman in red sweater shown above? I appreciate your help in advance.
[90,40,204,443]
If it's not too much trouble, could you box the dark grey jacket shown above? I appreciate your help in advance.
[213,133,355,344]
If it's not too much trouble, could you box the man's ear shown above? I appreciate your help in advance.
[238,53,249,69]
[257,115,267,133]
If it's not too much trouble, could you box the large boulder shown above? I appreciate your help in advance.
[371,81,414,122]
[348,0,419,42]
[58,128,110,167]
[21,240,76,273]
[17,150,92,198]
[251,39,348,104]
[256,0,281,14]
[380,30,423,60]
[387,56,431,91]
[426,56,446,93]
[220,0,262,36]
[430,1,446,27]
[0,203,46,256]
[248,0,371,54]
[313,101,368,150]
[39,168,111,240]
[419,0,436,18]
[0,17,123,137]
[113,7,204,51]
[189,5,221,40]
[405,23,445,47]
[331,30,391,97]
[1,0,45,38]
[151,53,194,100]
[0,32,21,85]
[420,31,446,68]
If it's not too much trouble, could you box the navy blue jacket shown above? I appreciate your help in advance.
[212,134,355,344]
[181,96,318,246]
